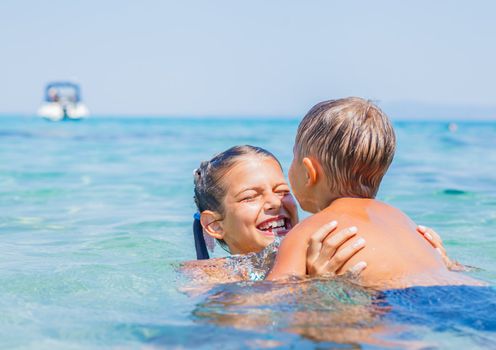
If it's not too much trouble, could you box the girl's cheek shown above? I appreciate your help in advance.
[240,199,264,210]
[232,202,262,222]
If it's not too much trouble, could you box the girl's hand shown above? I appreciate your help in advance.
[417,225,467,271]
[306,221,367,277]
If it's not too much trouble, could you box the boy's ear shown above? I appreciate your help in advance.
[302,157,320,186]
[200,210,225,240]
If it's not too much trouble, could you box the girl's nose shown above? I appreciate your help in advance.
[264,192,282,211]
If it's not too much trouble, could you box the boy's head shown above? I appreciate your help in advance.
[289,97,396,212]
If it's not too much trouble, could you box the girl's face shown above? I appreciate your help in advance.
[218,156,298,255]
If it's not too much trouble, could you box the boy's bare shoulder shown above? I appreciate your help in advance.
[283,208,338,244]
[325,198,415,227]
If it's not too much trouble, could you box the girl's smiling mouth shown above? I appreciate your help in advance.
[256,216,292,237]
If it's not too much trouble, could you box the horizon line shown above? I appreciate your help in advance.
[1,113,495,122]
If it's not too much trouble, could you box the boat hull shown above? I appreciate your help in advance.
[37,102,89,121]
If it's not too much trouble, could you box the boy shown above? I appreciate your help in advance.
[268,97,480,288]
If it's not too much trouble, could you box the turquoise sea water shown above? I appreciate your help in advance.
[1,116,495,349]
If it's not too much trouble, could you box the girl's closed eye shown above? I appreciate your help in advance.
[239,191,260,202]
[274,185,290,198]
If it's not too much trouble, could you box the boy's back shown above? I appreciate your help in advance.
[329,198,444,285]
[269,198,480,288]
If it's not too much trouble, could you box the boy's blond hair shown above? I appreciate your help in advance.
[295,97,396,198]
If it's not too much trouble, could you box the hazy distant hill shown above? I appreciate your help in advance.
[381,101,496,121]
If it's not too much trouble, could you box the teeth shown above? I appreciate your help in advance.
[259,219,286,231]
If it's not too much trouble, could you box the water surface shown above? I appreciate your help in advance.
[0,116,495,348]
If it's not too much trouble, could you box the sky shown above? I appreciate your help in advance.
[1,0,495,118]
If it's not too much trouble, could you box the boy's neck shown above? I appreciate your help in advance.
[310,192,339,212]
[308,181,376,212]
[315,195,375,212]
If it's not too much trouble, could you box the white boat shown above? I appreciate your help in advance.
[37,81,90,121]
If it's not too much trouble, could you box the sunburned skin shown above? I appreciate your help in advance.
[268,197,483,289]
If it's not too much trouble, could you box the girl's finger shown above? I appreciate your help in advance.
[327,237,366,275]
[436,247,452,267]
[426,227,442,243]
[308,221,338,248]
[418,225,458,270]
[306,221,338,272]
[348,261,367,276]
[315,226,358,267]
[417,225,442,248]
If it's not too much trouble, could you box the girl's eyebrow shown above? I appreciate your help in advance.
[234,182,289,197]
